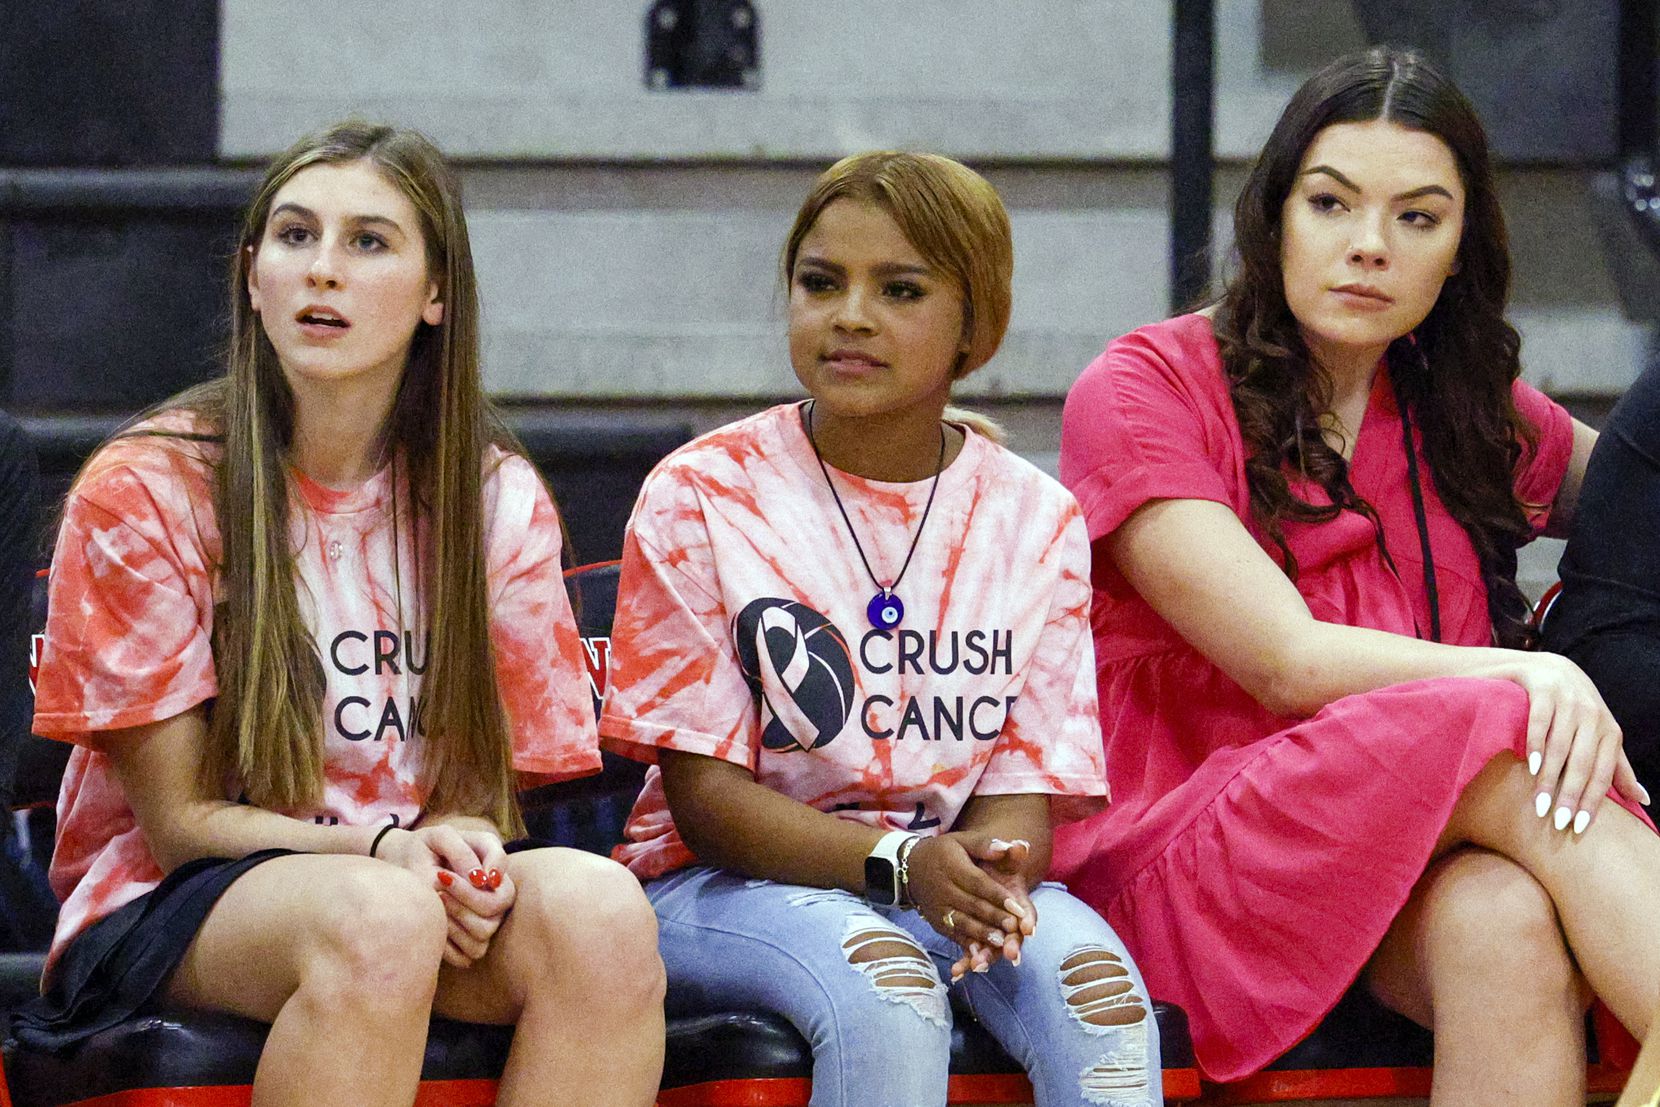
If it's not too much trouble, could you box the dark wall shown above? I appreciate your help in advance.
[0,171,255,411]
[1351,0,1619,163]
[0,0,235,413]
[0,0,218,167]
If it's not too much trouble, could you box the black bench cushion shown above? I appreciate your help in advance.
[1265,984,1432,1071]
[4,999,1192,1103]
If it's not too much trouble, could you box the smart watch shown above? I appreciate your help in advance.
[864,830,920,907]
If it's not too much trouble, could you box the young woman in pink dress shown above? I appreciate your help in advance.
[1053,46,1660,1102]
[18,121,665,1106]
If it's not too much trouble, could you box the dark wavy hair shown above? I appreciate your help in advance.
[1213,45,1540,648]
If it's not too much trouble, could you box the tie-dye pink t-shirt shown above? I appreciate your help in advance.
[601,403,1108,880]
[32,412,600,971]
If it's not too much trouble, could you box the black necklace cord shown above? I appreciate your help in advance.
[1391,367,1442,643]
[803,400,947,599]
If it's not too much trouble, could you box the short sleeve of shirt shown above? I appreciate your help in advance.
[1060,323,1236,544]
[599,467,757,770]
[485,455,602,784]
[1511,378,1575,533]
[972,507,1109,824]
[33,461,218,740]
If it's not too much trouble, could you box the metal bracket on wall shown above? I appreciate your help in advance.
[645,0,759,90]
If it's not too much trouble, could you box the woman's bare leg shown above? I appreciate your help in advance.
[165,854,449,1107]
[1441,752,1660,1038]
[1367,847,1588,1106]
[432,848,665,1107]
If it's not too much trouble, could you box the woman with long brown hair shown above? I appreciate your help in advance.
[1054,47,1660,1101]
[17,120,665,1106]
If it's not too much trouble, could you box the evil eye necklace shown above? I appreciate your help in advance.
[804,400,946,631]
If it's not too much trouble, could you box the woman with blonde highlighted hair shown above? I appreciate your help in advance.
[18,120,665,1106]
[600,151,1162,1106]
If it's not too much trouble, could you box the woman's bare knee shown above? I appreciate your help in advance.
[1373,849,1581,1028]
[504,850,664,1012]
[1429,855,1566,971]
[169,857,447,1022]
[299,863,447,1010]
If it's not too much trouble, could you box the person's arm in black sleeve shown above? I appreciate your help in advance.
[0,411,41,819]
[1545,356,1660,796]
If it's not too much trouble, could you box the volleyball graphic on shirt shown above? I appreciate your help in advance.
[732,597,855,752]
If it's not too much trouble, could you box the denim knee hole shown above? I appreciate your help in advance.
[1058,946,1153,1107]
[840,918,948,1029]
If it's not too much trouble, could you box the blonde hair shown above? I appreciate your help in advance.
[782,151,1014,442]
[130,120,524,834]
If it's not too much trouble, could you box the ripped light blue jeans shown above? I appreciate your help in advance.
[647,865,1162,1107]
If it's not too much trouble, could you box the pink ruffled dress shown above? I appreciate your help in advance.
[1050,313,1649,1080]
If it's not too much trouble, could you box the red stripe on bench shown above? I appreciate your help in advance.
[1208,1058,1633,1103]
[38,1066,1202,1107]
[53,1080,505,1107]
[1206,1066,1434,1102]
[654,1069,1201,1105]
[56,1087,254,1107]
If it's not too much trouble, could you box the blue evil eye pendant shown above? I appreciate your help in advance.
[867,590,905,630]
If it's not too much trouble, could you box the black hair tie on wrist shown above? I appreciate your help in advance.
[369,823,398,859]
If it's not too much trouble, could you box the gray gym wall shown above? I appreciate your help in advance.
[219,0,1648,461]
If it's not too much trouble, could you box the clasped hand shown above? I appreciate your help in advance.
[906,833,1038,982]
[376,825,515,968]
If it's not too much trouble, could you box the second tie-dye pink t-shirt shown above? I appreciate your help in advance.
[33,411,600,972]
[601,403,1108,880]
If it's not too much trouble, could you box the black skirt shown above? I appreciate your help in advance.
[9,849,294,1051]
[8,837,556,1052]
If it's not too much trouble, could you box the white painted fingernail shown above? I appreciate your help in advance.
[1573,810,1591,835]
[974,961,990,974]
[987,931,1004,945]
[1554,805,1572,831]
[1011,950,1022,967]
[1011,839,1030,849]
[1535,792,1552,818]
[1528,751,1542,776]
[1643,785,1653,806]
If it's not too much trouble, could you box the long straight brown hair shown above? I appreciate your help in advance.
[135,121,524,832]
[1213,47,1540,648]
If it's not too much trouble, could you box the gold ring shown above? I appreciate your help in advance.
[943,909,956,930]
